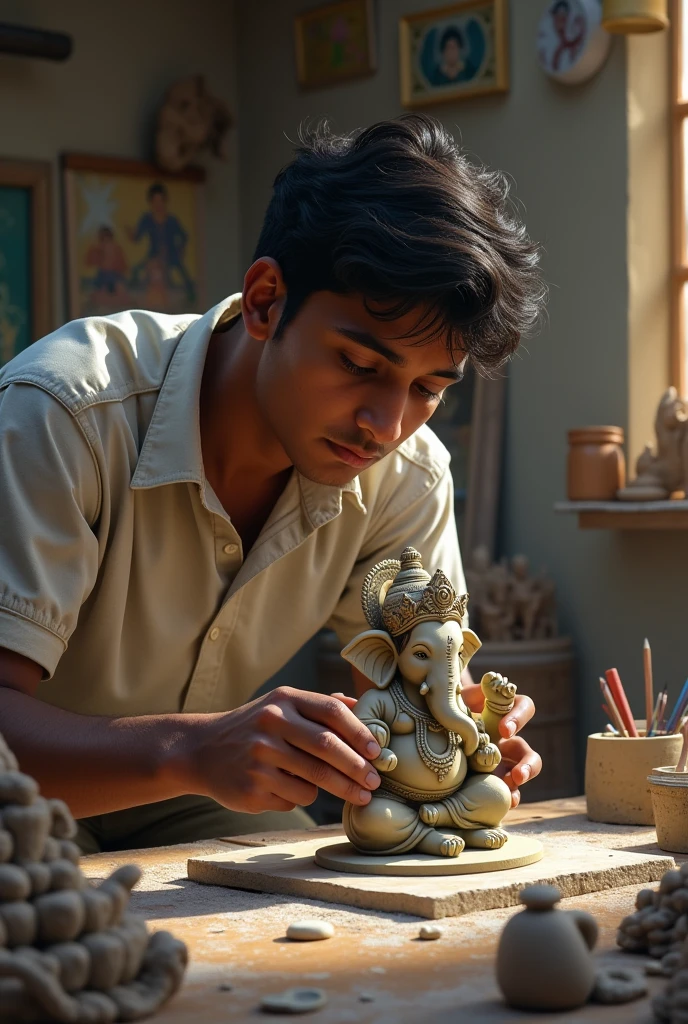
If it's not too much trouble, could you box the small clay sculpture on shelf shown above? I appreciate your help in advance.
[465,546,558,643]
[617,388,688,501]
[0,730,187,1022]
[338,547,516,858]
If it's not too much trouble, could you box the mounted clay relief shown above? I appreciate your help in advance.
[316,547,544,875]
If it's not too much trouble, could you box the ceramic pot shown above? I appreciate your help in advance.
[648,767,688,853]
[602,0,668,33]
[567,427,626,500]
[497,884,598,1011]
[586,731,683,825]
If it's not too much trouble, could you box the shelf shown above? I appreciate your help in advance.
[554,500,688,530]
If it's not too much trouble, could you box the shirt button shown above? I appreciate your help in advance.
[223,543,239,555]
[209,627,220,641]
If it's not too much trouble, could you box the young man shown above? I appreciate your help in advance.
[0,115,545,852]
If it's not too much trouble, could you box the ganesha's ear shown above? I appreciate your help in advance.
[341,630,398,689]
[460,628,482,668]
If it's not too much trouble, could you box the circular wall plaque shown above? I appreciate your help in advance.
[537,0,611,84]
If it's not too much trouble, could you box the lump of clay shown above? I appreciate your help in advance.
[617,865,688,962]
[259,988,328,1014]
[285,920,334,942]
[0,730,188,1022]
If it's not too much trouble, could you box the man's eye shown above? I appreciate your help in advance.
[415,383,444,402]
[340,353,374,376]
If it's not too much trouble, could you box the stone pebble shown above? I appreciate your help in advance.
[418,924,443,940]
[285,919,335,941]
[260,987,328,1013]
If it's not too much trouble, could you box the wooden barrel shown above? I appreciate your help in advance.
[470,636,578,801]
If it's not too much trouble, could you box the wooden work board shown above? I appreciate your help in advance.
[188,824,673,919]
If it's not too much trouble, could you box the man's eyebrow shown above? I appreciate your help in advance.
[334,327,465,381]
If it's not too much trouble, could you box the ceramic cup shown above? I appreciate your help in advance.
[648,767,688,853]
[585,731,683,825]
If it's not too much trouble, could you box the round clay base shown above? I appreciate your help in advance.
[315,834,544,876]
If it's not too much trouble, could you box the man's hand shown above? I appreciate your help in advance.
[185,687,382,814]
[462,680,541,808]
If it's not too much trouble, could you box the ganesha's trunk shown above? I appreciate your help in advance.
[426,683,480,757]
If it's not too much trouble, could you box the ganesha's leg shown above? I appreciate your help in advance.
[343,795,462,857]
[421,774,511,850]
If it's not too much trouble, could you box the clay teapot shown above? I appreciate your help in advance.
[496,884,598,1011]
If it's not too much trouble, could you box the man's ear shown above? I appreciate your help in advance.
[460,628,482,669]
[241,257,286,342]
[341,630,398,689]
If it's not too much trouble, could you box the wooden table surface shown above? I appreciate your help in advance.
[80,797,678,1023]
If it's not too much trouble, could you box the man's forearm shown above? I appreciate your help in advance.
[0,687,197,818]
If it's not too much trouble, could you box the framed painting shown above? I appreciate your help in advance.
[399,0,509,108]
[62,154,205,320]
[0,160,52,367]
[294,0,376,90]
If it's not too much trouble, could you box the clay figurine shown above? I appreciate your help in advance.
[339,547,516,858]
[155,75,232,174]
[497,884,599,1011]
[618,864,688,962]
[618,388,688,500]
[0,730,187,1022]
[465,546,558,643]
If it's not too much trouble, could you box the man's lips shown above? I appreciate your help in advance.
[325,439,379,468]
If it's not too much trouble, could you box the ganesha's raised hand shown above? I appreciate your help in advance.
[480,671,517,712]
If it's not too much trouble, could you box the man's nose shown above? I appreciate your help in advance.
[355,390,406,445]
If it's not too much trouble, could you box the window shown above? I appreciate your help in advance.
[673,0,688,394]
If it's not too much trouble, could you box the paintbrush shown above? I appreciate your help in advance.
[599,677,628,737]
[644,638,654,735]
[605,668,638,737]
[666,678,688,736]
[676,720,688,772]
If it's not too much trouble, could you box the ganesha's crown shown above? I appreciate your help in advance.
[361,546,469,637]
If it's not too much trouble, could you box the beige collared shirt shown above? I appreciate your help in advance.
[0,295,465,717]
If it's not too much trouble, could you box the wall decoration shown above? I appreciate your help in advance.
[62,154,205,320]
[537,0,611,84]
[294,0,376,90]
[0,160,52,366]
[155,75,232,174]
[399,0,509,108]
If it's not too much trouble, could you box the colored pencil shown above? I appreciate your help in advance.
[666,678,688,736]
[644,638,654,735]
[605,668,638,737]
[599,677,628,737]
[657,691,668,734]
[648,688,666,737]
[677,721,688,772]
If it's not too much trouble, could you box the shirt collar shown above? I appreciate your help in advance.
[130,294,367,517]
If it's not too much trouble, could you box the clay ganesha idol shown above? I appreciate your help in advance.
[340,547,517,858]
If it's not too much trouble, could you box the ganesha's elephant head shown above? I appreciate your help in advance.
[341,547,483,755]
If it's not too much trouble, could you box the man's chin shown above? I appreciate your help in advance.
[293,461,361,488]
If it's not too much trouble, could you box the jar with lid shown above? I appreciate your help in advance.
[567,426,625,500]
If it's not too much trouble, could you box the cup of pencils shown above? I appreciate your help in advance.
[585,650,685,826]
[648,720,688,853]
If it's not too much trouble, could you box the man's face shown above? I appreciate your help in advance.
[255,291,466,487]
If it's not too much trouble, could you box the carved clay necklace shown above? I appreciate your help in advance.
[390,679,459,782]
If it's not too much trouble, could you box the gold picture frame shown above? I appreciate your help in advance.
[400,0,509,108]
[0,160,53,365]
[294,0,376,90]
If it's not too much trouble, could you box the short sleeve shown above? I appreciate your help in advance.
[0,383,101,676]
[326,463,466,647]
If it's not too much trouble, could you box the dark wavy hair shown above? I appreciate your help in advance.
[252,114,546,372]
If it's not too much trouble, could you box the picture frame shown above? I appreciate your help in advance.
[62,154,206,321]
[294,0,376,90]
[0,160,53,366]
[399,0,509,108]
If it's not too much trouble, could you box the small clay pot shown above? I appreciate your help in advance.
[648,767,688,853]
[586,731,683,825]
[567,427,626,500]
[497,884,598,1011]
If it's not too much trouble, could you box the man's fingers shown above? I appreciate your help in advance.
[278,709,380,792]
[499,694,535,738]
[289,689,381,760]
[497,736,542,787]
[265,736,377,806]
[332,692,358,710]
[259,765,317,809]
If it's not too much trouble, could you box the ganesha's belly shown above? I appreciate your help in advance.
[383,733,468,794]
